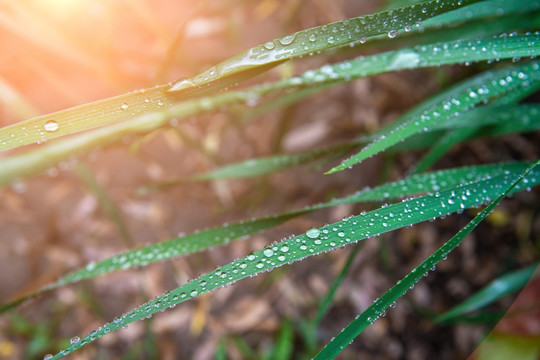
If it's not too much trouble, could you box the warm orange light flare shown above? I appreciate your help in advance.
[31,0,93,19]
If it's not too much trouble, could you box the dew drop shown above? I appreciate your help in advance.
[43,355,53,360]
[263,249,274,257]
[279,34,296,46]
[263,41,275,50]
[306,228,321,239]
[256,262,264,269]
[190,290,198,297]
[327,36,335,44]
[309,34,317,42]
[280,245,289,253]
[43,120,59,132]
[338,231,345,238]
[120,103,128,110]
[70,336,80,345]
[387,30,398,38]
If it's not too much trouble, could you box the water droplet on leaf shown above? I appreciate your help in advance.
[306,228,321,239]
[387,30,398,38]
[263,41,275,50]
[279,34,296,46]
[43,120,59,132]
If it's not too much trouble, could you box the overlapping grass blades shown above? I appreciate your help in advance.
[2,161,537,314]
[326,59,540,173]
[45,161,539,358]
[314,160,540,359]
[146,103,540,185]
[167,0,480,92]
[1,33,539,186]
[0,0,475,152]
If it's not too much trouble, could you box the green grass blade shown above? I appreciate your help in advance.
[313,160,540,360]
[429,104,540,131]
[412,127,479,173]
[391,104,540,152]
[326,60,540,174]
[167,0,477,93]
[2,161,536,313]
[434,262,539,323]
[312,244,362,328]
[286,35,540,91]
[141,144,354,191]
[0,84,174,152]
[412,106,540,173]
[73,165,133,246]
[270,319,294,360]
[45,160,540,358]
[422,0,540,28]
[362,11,540,61]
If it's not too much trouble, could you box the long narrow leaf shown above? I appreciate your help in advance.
[412,127,479,173]
[423,0,540,28]
[327,60,540,173]
[167,0,478,92]
[434,262,539,323]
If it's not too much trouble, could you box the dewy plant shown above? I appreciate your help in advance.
[0,0,539,359]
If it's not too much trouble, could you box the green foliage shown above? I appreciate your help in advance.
[0,0,538,359]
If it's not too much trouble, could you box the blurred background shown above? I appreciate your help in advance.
[0,0,538,359]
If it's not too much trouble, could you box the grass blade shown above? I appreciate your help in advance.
[313,160,540,359]
[168,0,478,92]
[434,262,540,323]
[312,244,362,328]
[412,127,479,173]
[423,0,540,28]
[39,162,540,358]
[391,104,540,152]
[0,84,173,152]
[141,143,354,191]
[326,60,540,174]
[73,165,133,246]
